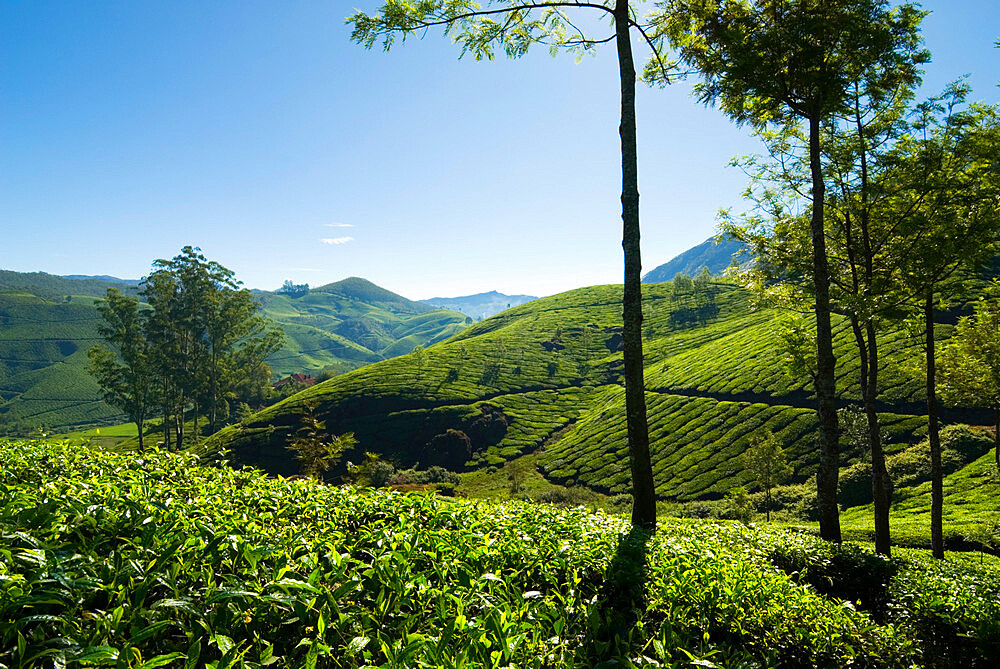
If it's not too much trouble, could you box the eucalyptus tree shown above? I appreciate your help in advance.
[659,0,926,543]
[87,288,155,451]
[140,247,283,448]
[349,0,675,529]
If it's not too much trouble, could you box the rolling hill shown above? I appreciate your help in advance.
[0,271,468,434]
[206,277,987,515]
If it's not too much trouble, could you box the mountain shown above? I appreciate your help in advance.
[642,235,748,283]
[207,276,985,514]
[61,274,142,287]
[421,291,537,320]
[0,271,468,434]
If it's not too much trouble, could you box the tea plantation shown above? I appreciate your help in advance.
[0,272,467,434]
[207,280,957,505]
[3,441,999,668]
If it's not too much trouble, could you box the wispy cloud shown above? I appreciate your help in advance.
[321,237,354,245]
[290,267,323,272]
[324,223,354,228]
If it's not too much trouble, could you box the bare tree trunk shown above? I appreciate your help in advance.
[926,290,944,559]
[210,350,218,434]
[616,0,655,530]
[866,321,891,557]
[808,113,841,543]
[176,391,184,449]
[162,377,171,451]
[994,409,999,471]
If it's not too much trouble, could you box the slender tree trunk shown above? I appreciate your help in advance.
[210,350,218,434]
[866,321,891,557]
[766,486,771,522]
[176,391,184,449]
[994,408,1000,471]
[926,290,944,559]
[808,113,841,543]
[193,399,199,442]
[615,0,655,531]
[136,416,144,452]
[162,377,171,451]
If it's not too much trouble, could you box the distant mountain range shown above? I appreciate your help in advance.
[61,274,143,287]
[421,291,537,320]
[642,235,748,284]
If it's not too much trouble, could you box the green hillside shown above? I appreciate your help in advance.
[256,277,469,377]
[0,292,127,433]
[0,271,467,434]
[207,279,966,508]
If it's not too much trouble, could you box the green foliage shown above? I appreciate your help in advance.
[720,486,754,524]
[346,451,396,488]
[743,429,792,520]
[10,440,1000,667]
[940,292,1000,437]
[286,402,355,479]
[209,281,946,506]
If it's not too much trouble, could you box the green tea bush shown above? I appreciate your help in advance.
[767,541,898,620]
[13,440,995,668]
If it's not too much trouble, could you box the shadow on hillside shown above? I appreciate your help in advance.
[579,525,653,665]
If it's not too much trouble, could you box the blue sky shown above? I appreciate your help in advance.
[2,1,998,299]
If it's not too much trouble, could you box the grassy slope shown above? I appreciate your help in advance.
[4,440,999,668]
[0,273,468,432]
[207,280,943,503]
[840,451,1000,547]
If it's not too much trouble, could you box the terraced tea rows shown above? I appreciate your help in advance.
[210,280,956,504]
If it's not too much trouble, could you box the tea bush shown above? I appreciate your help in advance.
[3,441,999,667]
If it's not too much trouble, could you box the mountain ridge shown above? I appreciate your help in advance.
[642,235,748,283]
[421,290,537,319]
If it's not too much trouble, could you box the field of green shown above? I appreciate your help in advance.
[209,279,960,509]
[3,440,999,668]
[0,272,468,434]
[0,291,127,434]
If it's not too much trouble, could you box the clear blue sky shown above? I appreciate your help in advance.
[2,1,998,300]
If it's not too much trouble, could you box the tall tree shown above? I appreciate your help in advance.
[895,94,1000,559]
[720,86,999,556]
[140,247,284,448]
[348,0,674,529]
[87,288,155,451]
[661,0,926,543]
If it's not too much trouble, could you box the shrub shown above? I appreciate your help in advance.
[940,424,993,463]
[465,405,509,450]
[718,486,754,523]
[345,451,395,487]
[425,429,473,470]
[768,541,897,621]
